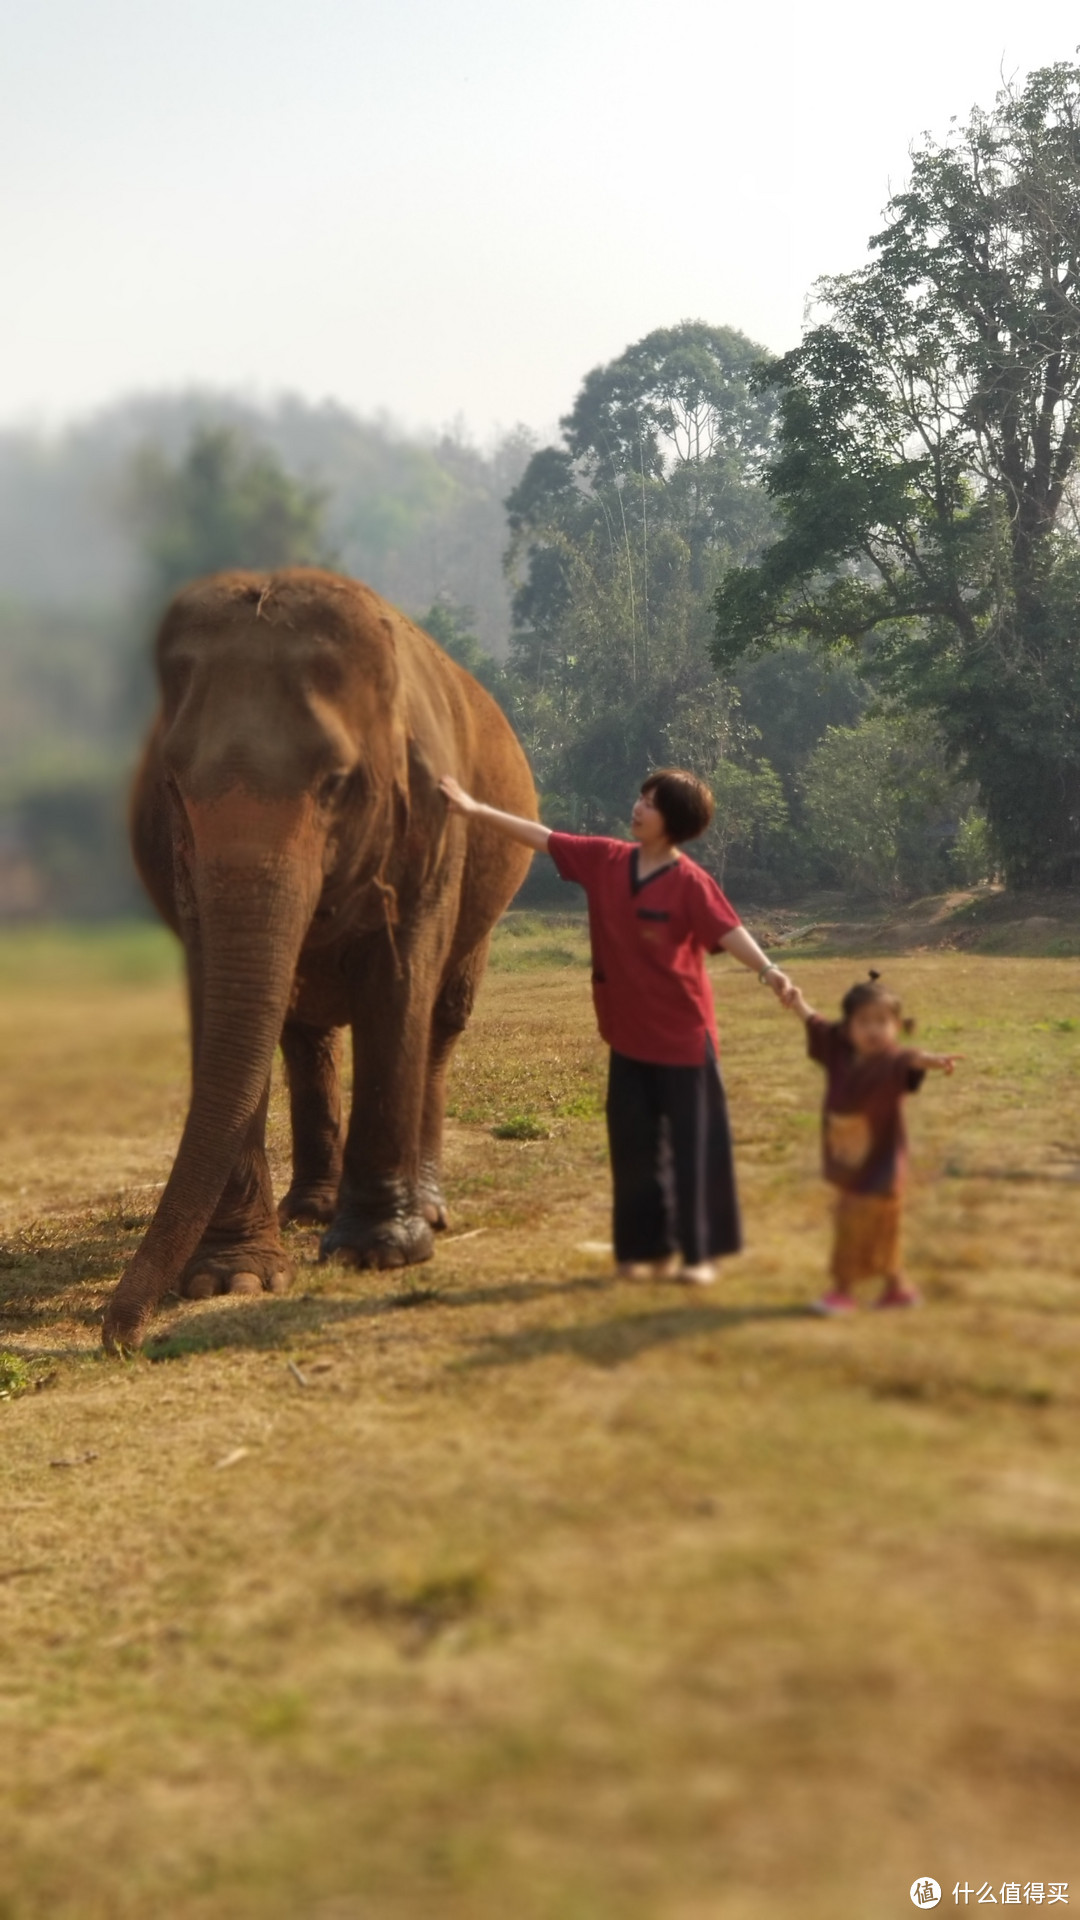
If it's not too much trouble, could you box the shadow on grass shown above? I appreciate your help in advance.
[0,1210,147,1330]
[459,1299,811,1372]
[143,1272,613,1359]
[943,1162,1080,1184]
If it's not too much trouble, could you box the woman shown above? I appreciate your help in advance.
[439,768,795,1284]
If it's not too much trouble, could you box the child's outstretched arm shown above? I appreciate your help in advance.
[909,1048,962,1075]
[439,775,552,853]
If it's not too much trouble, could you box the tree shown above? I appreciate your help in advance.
[132,426,331,606]
[701,759,789,886]
[713,62,1080,886]
[732,642,867,792]
[505,323,776,828]
[801,712,974,900]
[560,321,777,596]
[416,596,507,702]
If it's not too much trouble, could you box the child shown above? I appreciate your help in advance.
[788,972,959,1314]
[439,767,795,1286]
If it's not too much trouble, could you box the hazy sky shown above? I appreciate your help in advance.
[3,0,1078,439]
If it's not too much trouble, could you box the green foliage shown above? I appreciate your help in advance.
[132,426,331,606]
[505,323,777,836]
[733,643,866,791]
[503,324,965,903]
[713,61,1080,887]
[801,712,974,900]
[952,808,996,887]
[7,773,143,918]
[416,597,506,702]
[0,601,134,793]
[703,759,789,884]
[490,1113,551,1141]
[0,1353,31,1400]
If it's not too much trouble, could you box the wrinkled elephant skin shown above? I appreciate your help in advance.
[102,568,536,1352]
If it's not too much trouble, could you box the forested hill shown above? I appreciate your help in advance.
[0,393,531,643]
[0,394,531,787]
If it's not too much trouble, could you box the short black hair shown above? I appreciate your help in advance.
[640,768,714,844]
[841,970,913,1030]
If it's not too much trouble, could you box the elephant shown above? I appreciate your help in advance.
[101,567,536,1353]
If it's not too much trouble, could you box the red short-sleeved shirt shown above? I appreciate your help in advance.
[547,832,741,1065]
[806,1015,925,1196]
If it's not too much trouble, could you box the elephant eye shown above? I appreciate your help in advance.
[318,771,349,806]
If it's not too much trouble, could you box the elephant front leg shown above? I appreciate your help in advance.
[320,985,436,1273]
[277,1020,345,1226]
[178,1083,293,1299]
[417,944,489,1231]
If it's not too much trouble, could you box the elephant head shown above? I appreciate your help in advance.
[102,568,413,1351]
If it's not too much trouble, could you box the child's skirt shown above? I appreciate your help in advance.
[831,1191,902,1285]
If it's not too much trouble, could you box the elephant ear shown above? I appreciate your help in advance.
[403,733,451,877]
[388,710,411,834]
[368,615,411,823]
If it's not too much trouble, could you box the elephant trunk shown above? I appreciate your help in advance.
[103,795,323,1352]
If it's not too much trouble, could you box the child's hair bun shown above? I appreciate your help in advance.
[841,970,903,1021]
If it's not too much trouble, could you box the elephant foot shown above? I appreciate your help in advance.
[419,1189,449,1232]
[319,1212,435,1271]
[277,1183,339,1228]
[178,1240,293,1301]
[418,1164,449,1232]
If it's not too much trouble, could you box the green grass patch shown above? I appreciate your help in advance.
[0,920,181,987]
[491,1112,552,1141]
[0,1351,31,1399]
[489,911,590,972]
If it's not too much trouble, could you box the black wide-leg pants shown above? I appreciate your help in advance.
[606,1043,742,1265]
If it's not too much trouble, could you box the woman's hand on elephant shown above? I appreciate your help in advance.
[439,774,478,816]
[439,779,552,852]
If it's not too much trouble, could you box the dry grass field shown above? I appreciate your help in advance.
[0,916,1078,1920]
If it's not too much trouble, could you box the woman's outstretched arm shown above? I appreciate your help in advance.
[440,775,552,854]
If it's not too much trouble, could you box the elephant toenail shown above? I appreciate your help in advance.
[186,1272,217,1299]
[267,1270,289,1294]
[228,1271,263,1295]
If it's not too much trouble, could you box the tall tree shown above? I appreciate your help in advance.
[132,426,330,606]
[713,61,1080,885]
[505,322,776,829]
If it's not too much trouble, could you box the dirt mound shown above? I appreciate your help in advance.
[755,887,1080,958]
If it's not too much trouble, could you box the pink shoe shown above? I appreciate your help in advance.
[876,1284,920,1310]
[810,1291,858,1316]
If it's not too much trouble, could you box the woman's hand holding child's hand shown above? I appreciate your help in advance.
[913,1050,963,1075]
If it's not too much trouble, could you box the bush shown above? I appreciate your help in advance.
[801,713,973,900]
[0,1353,31,1400]
[700,758,789,887]
[951,808,996,887]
